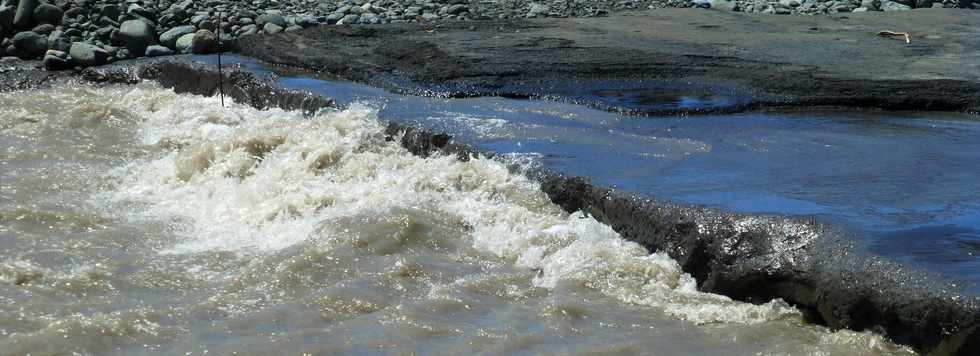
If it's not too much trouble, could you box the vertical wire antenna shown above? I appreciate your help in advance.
[217,9,225,108]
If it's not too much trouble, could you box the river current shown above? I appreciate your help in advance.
[0,82,919,354]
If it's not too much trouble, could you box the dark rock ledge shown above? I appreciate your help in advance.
[24,58,968,356]
[231,9,980,115]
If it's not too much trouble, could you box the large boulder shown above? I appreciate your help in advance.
[69,41,109,66]
[190,29,217,54]
[13,0,38,30]
[118,19,156,56]
[32,3,61,24]
[12,30,46,59]
[159,25,195,49]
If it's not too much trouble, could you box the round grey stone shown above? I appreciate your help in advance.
[145,44,173,57]
[32,3,62,25]
[31,23,54,35]
[190,29,218,54]
[339,14,359,24]
[295,15,318,28]
[263,22,283,34]
[118,19,156,56]
[69,41,109,66]
[47,30,71,52]
[175,32,194,53]
[881,0,912,9]
[12,30,46,58]
[100,4,121,20]
[257,13,286,27]
[43,52,70,69]
[159,25,196,49]
[861,0,881,10]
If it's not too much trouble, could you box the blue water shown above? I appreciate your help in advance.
[203,55,980,293]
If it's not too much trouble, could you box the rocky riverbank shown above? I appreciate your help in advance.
[1,0,977,69]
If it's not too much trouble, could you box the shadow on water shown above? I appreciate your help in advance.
[199,55,980,294]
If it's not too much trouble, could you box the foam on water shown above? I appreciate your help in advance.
[2,82,916,355]
[96,82,807,325]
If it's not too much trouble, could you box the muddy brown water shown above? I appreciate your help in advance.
[0,82,917,355]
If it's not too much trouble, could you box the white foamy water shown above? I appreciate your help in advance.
[0,82,915,355]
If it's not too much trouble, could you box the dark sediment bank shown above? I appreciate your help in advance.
[5,57,968,355]
[232,8,980,115]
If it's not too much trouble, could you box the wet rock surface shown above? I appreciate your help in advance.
[233,9,980,114]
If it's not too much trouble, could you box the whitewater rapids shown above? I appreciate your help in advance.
[0,82,914,355]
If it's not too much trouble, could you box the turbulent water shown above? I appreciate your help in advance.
[0,82,916,355]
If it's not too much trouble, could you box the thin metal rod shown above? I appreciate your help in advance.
[217,10,225,108]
